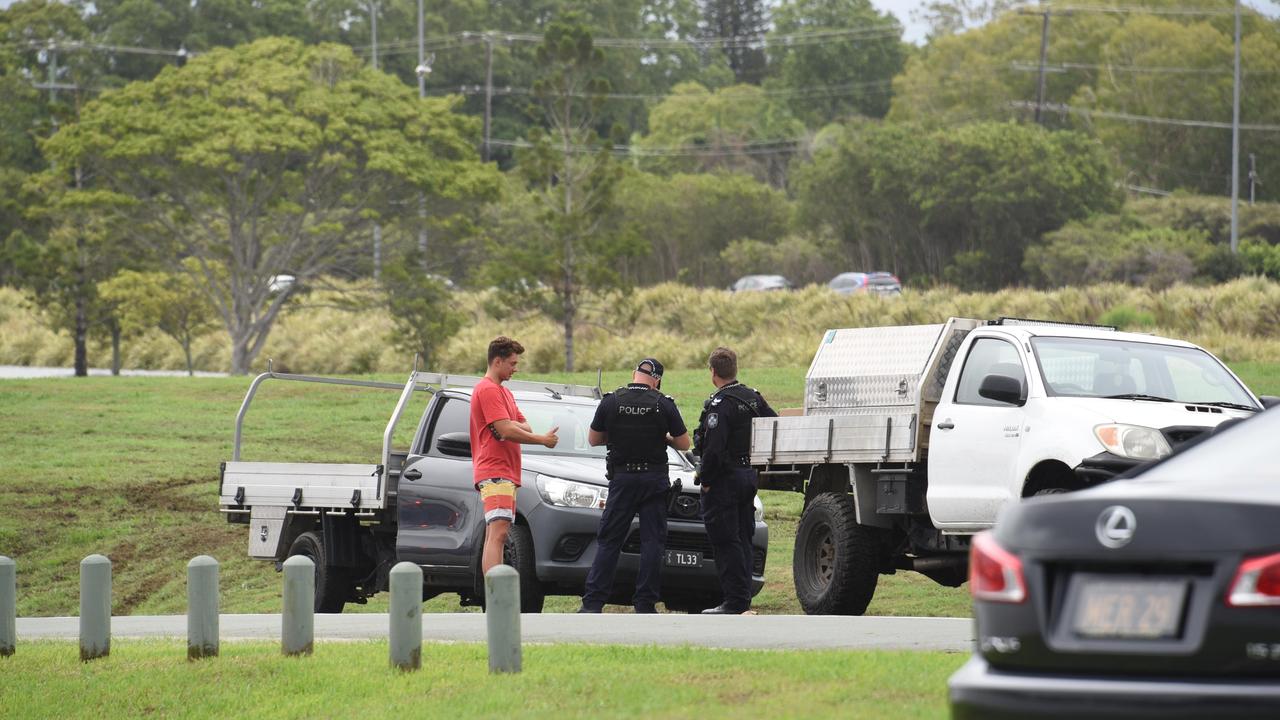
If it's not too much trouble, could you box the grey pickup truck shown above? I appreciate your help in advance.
[219,369,767,612]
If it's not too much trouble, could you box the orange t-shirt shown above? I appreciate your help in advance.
[469,377,527,486]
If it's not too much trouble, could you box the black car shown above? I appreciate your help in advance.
[949,409,1280,719]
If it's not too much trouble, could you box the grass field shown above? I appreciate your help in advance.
[2,363,1277,618]
[0,640,967,719]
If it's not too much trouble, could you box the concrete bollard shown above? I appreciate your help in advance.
[1,556,14,657]
[388,562,423,671]
[484,565,521,674]
[80,554,111,662]
[187,555,219,660]
[281,555,314,656]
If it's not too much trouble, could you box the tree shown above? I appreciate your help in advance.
[700,0,769,84]
[495,19,639,372]
[792,120,1119,287]
[381,250,461,371]
[98,265,218,375]
[615,171,790,286]
[44,38,498,374]
[766,0,907,124]
[632,81,806,186]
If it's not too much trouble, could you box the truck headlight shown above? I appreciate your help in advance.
[753,495,764,524]
[1094,424,1172,461]
[535,474,608,509]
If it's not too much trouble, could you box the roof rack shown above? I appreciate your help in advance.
[414,371,602,400]
[987,317,1117,331]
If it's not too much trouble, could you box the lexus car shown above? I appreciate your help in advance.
[949,407,1280,719]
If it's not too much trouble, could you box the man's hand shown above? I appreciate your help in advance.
[541,426,560,448]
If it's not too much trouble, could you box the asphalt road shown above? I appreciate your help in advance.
[17,613,974,652]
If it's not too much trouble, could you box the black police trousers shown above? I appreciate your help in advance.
[581,470,669,610]
[700,466,757,612]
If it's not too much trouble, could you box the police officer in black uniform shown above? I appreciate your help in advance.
[579,358,691,614]
[694,346,777,614]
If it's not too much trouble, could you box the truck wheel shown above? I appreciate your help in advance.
[503,524,545,613]
[287,531,352,613]
[793,493,880,616]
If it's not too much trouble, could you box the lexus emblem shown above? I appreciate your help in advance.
[1095,506,1136,549]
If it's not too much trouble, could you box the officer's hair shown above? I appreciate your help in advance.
[708,346,737,380]
[488,336,525,364]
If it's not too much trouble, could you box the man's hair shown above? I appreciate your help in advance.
[708,346,737,380]
[488,336,525,364]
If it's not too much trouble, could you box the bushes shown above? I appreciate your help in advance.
[8,279,1280,373]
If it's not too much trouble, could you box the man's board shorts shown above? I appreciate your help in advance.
[476,478,517,524]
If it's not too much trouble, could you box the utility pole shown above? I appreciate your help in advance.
[416,0,428,271]
[1249,153,1259,205]
[483,33,494,163]
[368,0,382,280]
[1230,0,1241,253]
[1034,9,1051,125]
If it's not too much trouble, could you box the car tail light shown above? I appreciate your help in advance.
[970,531,1027,603]
[1227,551,1280,607]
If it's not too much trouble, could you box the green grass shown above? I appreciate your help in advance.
[3,364,1278,617]
[0,640,967,719]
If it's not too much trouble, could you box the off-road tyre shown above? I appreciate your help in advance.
[793,492,881,615]
[287,531,353,613]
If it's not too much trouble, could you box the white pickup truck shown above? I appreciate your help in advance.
[750,317,1274,615]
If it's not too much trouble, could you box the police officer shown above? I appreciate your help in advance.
[694,346,776,614]
[579,358,691,614]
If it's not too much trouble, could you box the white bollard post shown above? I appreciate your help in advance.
[485,565,521,673]
[80,554,111,662]
[389,562,423,671]
[282,555,314,657]
[187,555,219,660]
[1,556,14,657]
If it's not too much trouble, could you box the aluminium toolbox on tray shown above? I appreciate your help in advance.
[749,318,980,466]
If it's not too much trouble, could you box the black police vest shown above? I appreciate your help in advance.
[694,382,763,460]
[604,386,668,469]
[718,383,763,458]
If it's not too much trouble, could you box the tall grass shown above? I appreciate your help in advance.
[6,278,1280,373]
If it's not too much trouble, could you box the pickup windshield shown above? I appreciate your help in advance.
[519,399,691,467]
[1031,336,1258,409]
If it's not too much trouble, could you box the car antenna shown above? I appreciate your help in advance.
[544,387,562,400]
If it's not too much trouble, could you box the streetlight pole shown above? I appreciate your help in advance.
[1230,0,1241,253]
[416,0,428,270]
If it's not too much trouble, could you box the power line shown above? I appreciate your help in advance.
[430,79,895,101]
[1014,3,1236,17]
[1009,60,1279,76]
[1010,100,1280,132]
[0,39,193,58]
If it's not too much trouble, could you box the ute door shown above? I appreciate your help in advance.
[927,335,1029,529]
[397,394,482,570]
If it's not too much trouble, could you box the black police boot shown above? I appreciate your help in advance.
[700,603,748,615]
[633,605,658,614]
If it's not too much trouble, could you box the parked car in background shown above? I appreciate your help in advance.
[730,274,792,292]
[828,271,901,296]
[949,407,1280,719]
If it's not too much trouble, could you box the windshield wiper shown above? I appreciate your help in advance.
[1102,393,1175,402]
[1187,400,1259,412]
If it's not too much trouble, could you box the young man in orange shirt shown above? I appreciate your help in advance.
[470,336,560,575]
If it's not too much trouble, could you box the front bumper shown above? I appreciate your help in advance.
[949,656,1280,720]
[525,500,767,603]
[1073,451,1143,485]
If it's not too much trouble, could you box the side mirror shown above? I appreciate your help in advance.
[436,431,472,458]
[978,373,1025,406]
[1260,395,1280,410]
